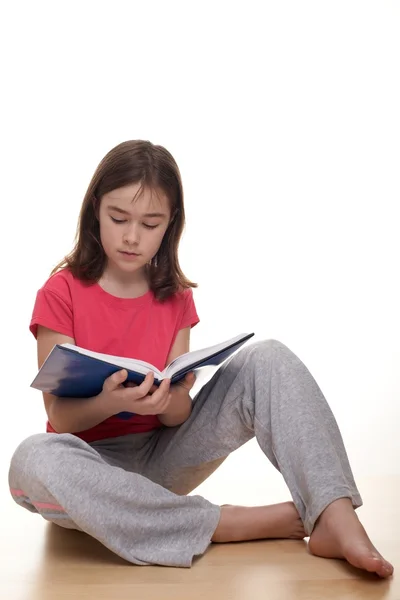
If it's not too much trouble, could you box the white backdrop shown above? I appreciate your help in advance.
[1,2,399,502]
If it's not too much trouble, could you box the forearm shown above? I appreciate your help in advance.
[158,389,192,427]
[46,392,116,433]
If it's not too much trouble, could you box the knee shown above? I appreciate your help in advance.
[241,339,297,371]
[9,433,77,483]
[247,338,289,357]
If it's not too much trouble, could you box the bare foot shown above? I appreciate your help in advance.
[212,501,306,543]
[308,498,394,578]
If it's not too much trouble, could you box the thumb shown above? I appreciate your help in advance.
[184,371,196,388]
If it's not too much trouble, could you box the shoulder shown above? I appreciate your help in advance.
[162,286,199,329]
[176,286,195,302]
[162,286,194,308]
[30,269,79,339]
[33,268,91,315]
[40,268,87,299]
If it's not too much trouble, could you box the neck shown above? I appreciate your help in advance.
[99,264,150,298]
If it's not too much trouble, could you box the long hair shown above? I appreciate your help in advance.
[51,140,197,301]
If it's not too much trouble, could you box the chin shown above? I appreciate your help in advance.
[118,261,145,272]
[109,255,145,273]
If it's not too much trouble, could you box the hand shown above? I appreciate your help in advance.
[125,371,197,400]
[99,370,172,416]
[157,372,197,426]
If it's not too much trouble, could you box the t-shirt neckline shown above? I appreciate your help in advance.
[92,282,154,309]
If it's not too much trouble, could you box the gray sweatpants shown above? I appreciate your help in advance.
[8,340,362,567]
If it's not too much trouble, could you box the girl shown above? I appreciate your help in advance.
[9,140,393,576]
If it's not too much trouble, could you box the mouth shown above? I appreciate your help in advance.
[119,250,140,258]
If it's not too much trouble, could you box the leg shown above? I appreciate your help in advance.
[8,433,221,567]
[91,436,306,544]
[148,339,393,577]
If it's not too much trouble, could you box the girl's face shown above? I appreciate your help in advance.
[99,183,171,279]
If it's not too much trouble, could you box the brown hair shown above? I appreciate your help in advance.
[51,140,197,301]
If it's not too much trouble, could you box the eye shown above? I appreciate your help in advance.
[143,224,159,230]
[110,216,126,224]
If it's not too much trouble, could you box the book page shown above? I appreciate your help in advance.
[164,334,250,377]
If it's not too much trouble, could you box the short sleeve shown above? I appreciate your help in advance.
[30,283,74,340]
[178,288,200,331]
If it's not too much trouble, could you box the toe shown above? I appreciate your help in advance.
[362,556,393,578]
[378,562,394,578]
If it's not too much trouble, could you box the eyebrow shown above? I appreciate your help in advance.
[107,204,167,218]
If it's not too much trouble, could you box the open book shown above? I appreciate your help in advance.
[31,333,255,418]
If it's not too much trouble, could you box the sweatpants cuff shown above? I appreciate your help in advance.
[179,503,222,568]
[304,488,363,535]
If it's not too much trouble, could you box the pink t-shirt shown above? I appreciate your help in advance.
[30,268,199,442]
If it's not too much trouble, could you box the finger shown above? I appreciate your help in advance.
[185,372,196,388]
[123,372,152,400]
[106,369,128,390]
[154,389,172,414]
[176,372,196,391]
[149,378,170,407]
[162,377,171,391]
[133,393,158,415]
[134,390,169,416]
[151,378,170,401]
[138,372,156,395]
[156,393,172,415]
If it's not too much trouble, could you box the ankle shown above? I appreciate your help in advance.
[318,497,356,527]
[323,497,353,516]
[212,506,232,543]
[212,505,248,543]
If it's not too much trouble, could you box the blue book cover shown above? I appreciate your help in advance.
[31,333,255,420]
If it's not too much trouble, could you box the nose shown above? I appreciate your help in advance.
[123,222,140,246]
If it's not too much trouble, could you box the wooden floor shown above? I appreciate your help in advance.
[1,475,398,600]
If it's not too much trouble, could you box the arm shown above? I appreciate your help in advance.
[37,326,117,433]
[157,327,194,427]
